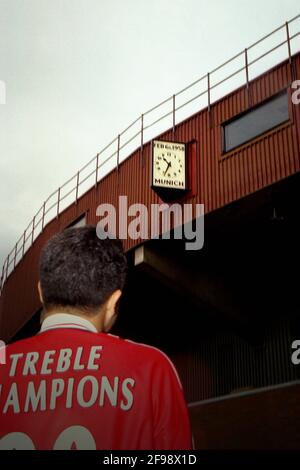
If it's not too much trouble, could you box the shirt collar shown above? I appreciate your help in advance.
[40,313,98,334]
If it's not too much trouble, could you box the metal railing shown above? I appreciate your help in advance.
[1,14,300,293]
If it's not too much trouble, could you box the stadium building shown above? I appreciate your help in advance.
[1,15,300,449]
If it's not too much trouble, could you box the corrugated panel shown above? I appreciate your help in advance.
[0,54,300,341]
[171,317,300,403]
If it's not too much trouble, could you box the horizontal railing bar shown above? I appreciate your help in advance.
[247,14,300,52]
[44,200,59,216]
[97,136,119,156]
[34,215,43,228]
[72,159,94,176]
[15,232,25,246]
[120,116,141,135]
[247,23,286,51]
[175,89,208,113]
[59,173,77,189]
[119,130,141,151]
[210,65,245,90]
[74,137,120,177]
[251,13,300,51]
[98,149,118,168]
[16,245,23,258]
[77,169,95,187]
[72,138,119,179]
[248,39,287,68]
[176,73,207,96]
[59,186,76,203]
[24,232,32,246]
[144,109,173,130]
[288,30,300,42]
[34,205,43,218]
[143,95,173,116]
[44,188,61,204]
[287,12,300,25]
[210,50,245,76]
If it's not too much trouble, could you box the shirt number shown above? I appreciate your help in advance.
[0,426,96,450]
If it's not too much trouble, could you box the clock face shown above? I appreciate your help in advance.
[152,140,186,190]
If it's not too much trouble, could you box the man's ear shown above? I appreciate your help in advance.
[103,289,122,332]
[38,281,44,303]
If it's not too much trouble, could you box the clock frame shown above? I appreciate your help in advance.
[151,140,188,201]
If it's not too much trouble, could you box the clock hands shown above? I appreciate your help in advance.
[164,162,171,176]
[163,157,172,176]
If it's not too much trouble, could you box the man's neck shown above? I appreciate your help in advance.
[40,311,100,333]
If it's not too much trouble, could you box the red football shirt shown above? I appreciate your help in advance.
[0,314,192,450]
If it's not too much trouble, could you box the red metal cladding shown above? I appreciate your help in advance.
[0,54,300,341]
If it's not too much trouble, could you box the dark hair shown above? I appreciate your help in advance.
[39,225,127,313]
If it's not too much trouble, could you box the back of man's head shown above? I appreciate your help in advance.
[39,226,127,316]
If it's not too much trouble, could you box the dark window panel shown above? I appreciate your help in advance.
[223,91,289,152]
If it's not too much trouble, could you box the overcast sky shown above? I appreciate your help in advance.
[0,0,299,271]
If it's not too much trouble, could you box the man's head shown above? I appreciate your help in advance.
[38,225,127,332]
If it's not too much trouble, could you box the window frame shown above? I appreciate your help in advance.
[67,212,87,228]
[221,88,291,156]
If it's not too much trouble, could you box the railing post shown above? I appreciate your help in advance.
[286,21,294,82]
[22,230,26,256]
[1,264,4,282]
[95,153,99,188]
[172,95,176,134]
[13,244,17,268]
[245,48,249,89]
[31,216,35,245]
[75,171,80,204]
[207,73,211,113]
[0,264,4,291]
[42,202,46,231]
[57,188,60,218]
[286,22,292,64]
[207,72,212,127]
[244,48,252,108]
[117,135,120,172]
[140,114,144,167]
[5,256,9,280]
